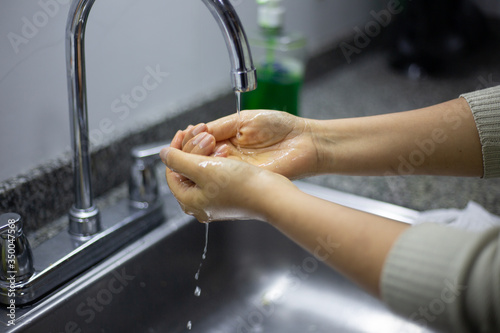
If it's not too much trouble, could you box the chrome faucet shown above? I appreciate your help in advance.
[67,0,257,237]
[0,0,256,305]
[0,214,34,283]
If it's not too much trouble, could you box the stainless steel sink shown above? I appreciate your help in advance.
[2,181,433,333]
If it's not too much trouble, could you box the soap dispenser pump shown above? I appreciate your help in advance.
[240,0,307,116]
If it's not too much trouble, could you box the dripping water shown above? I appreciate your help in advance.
[187,223,210,330]
[194,223,209,283]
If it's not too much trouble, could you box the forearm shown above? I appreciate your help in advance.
[381,223,500,332]
[311,98,483,177]
[258,181,409,296]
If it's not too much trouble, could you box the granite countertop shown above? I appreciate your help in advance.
[300,48,500,215]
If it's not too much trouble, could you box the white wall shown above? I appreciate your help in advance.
[0,0,379,182]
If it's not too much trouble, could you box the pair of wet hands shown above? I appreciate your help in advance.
[162,121,266,222]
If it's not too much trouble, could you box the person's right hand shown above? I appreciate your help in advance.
[160,145,297,223]
[180,110,322,180]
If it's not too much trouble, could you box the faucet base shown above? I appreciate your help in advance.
[0,198,164,305]
[68,205,101,237]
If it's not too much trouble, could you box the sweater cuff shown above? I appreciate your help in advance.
[460,86,500,178]
[381,223,492,332]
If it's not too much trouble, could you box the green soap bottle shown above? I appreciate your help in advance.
[241,0,307,116]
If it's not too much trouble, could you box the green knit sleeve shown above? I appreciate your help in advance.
[461,85,500,178]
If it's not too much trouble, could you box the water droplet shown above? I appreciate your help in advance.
[194,286,201,297]
[187,321,192,330]
[202,223,209,260]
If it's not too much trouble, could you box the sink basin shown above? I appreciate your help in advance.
[3,181,434,333]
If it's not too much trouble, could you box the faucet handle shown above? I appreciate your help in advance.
[129,142,170,209]
[0,213,35,282]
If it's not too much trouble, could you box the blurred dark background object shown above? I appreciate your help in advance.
[388,0,491,78]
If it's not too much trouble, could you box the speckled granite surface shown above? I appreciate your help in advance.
[1,23,500,235]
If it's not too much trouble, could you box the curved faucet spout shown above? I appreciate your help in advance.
[65,0,257,236]
[202,0,258,92]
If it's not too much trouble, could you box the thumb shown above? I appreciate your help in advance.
[160,147,204,183]
[207,113,239,141]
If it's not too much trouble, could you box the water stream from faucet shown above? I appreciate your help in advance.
[235,91,243,151]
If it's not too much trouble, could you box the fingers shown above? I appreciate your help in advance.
[164,165,208,222]
[183,132,216,155]
[165,167,192,192]
[172,115,244,159]
[213,143,230,157]
[182,123,208,147]
[161,147,223,222]
[171,130,185,149]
